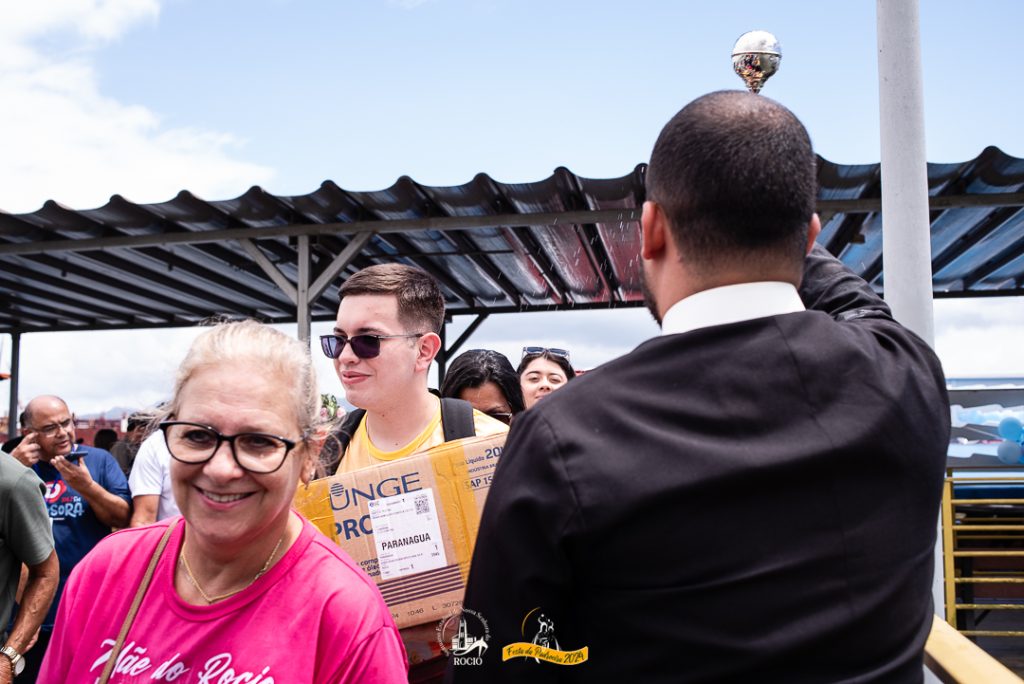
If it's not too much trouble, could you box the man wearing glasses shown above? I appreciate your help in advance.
[453,92,949,682]
[322,264,507,475]
[10,395,130,681]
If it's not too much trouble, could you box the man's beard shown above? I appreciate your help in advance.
[639,264,662,327]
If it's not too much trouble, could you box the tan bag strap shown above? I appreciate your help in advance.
[99,519,179,684]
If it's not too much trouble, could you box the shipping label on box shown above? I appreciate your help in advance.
[294,432,505,628]
[369,488,447,579]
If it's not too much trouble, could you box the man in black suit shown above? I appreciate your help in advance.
[449,91,950,683]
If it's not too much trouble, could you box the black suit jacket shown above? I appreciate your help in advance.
[449,246,950,683]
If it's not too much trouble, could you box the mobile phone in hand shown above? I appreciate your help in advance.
[66,448,86,462]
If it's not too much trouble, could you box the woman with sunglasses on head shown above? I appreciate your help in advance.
[439,349,525,425]
[518,347,576,410]
[39,321,407,684]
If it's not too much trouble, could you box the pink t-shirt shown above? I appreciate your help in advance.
[39,515,408,683]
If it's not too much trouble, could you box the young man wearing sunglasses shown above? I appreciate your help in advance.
[322,264,507,475]
[452,92,950,683]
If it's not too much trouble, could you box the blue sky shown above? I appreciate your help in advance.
[2,0,1023,414]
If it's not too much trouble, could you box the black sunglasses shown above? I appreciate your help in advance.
[320,332,425,360]
[484,410,513,425]
[521,346,571,362]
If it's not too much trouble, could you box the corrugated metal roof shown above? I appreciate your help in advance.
[2,147,1023,335]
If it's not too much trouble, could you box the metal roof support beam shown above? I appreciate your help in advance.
[7,332,19,441]
[0,309,58,329]
[139,246,289,311]
[238,238,298,305]
[71,251,260,319]
[436,324,448,385]
[308,231,374,305]
[815,191,1024,217]
[297,236,311,344]
[19,254,209,320]
[446,313,490,361]
[0,209,642,257]
[0,272,138,324]
[0,297,96,326]
[10,197,1024,259]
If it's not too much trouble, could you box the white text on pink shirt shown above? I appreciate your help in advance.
[89,639,276,683]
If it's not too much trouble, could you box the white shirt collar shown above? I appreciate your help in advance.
[661,281,805,336]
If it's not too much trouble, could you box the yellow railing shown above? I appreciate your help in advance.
[929,459,1024,680]
[941,465,1024,637]
[925,615,1021,683]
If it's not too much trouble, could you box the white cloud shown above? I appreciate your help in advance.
[934,298,1024,378]
[10,327,198,416]
[0,0,160,43]
[0,1,272,212]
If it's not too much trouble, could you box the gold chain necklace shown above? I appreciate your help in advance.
[179,534,285,604]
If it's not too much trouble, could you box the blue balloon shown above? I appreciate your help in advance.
[998,416,1024,442]
[997,440,1023,465]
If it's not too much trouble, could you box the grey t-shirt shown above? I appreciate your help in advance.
[0,455,54,629]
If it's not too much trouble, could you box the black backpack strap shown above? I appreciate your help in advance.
[321,401,474,476]
[320,409,366,476]
[440,398,476,442]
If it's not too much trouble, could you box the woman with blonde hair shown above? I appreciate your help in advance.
[40,320,407,683]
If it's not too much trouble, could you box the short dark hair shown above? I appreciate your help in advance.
[645,90,816,274]
[93,428,118,452]
[339,264,445,334]
[517,351,576,381]
[440,350,526,415]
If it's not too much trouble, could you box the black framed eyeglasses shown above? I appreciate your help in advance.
[521,346,571,362]
[320,332,425,360]
[484,410,513,425]
[30,416,74,437]
[159,421,300,474]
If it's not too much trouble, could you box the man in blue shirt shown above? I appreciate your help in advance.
[13,395,130,681]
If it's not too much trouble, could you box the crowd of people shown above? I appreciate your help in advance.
[0,90,950,684]
[0,269,578,684]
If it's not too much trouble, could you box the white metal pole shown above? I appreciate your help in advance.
[877,0,934,343]
[297,235,311,345]
[877,1,944,665]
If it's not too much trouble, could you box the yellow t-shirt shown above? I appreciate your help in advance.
[337,400,508,474]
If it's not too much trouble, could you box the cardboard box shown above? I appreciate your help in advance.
[294,432,505,629]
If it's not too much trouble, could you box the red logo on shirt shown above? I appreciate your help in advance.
[43,480,67,503]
